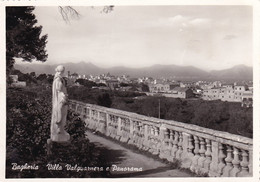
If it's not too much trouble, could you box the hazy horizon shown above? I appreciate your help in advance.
[17,6,252,71]
[16,60,252,72]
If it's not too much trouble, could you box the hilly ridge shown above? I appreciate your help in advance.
[14,62,252,81]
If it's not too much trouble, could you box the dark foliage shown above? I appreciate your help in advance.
[119,82,129,87]
[75,79,97,88]
[67,86,145,105]
[141,83,149,92]
[6,87,110,178]
[6,6,48,74]
[97,93,112,108]
[113,96,253,138]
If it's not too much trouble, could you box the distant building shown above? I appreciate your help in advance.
[164,87,194,98]
[200,84,214,90]
[149,83,170,93]
[241,91,253,107]
[213,81,222,88]
[234,85,248,102]
[202,87,221,100]
[202,84,252,103]
[180,81,195,89]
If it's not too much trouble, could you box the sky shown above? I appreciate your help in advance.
[21,6,252,71]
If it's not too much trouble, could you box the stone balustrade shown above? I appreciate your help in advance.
[69,100,253,177]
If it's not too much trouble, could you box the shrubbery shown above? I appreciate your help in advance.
[112,96,253,138]
[6,87,110,178]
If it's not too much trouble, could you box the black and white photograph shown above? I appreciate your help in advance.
[1,1,259,181]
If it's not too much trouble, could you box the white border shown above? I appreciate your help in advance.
[0,0,259,182]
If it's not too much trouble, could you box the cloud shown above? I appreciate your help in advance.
[150,16,211,31]
[223,34,238,40]
[168,15,188,23]
[149,15,189,28]
[189,18,211,26]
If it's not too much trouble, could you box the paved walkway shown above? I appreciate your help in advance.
[86,131,194,178]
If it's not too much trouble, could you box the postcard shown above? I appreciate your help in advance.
[1,0,259,182]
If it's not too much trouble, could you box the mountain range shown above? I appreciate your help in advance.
[14,62,253,81]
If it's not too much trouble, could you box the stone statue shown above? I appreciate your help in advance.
[51,65,70,142]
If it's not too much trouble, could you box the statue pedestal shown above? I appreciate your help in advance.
[47,138,71,157]
[51,132,70,142]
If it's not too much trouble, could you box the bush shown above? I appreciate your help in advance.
[6,87,110,178]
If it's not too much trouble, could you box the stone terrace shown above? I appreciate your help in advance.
[69,99,253,177]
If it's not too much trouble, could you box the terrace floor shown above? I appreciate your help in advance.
[86,130,195,178]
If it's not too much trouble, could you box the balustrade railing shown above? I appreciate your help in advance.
[69,100,253,177]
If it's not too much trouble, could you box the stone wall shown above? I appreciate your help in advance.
[69,99,253,177]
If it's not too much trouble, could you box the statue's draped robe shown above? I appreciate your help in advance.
[51,75,69,141]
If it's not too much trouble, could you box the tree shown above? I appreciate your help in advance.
[37,73,47,81]
[6,7,48,74]
[120,82,129,87]
[97,93,112,108]
[29,72,36,78]
[58,6,114,23]
[75,78,97,88]
[141,84,149,92]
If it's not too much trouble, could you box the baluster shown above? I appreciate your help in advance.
[88,109,93,129]
[217,143,226,176]
[237,149,249,177]
[97,111,100,130]
[159,128,168,159]
[127,119,130,133]
[86,108,90,118]
[248,150,253,175]
[75,104,79,112]
[222,145,233,177]
[148,126,155,153]
[114,116,117,136]
[111,115,114,136]
[132,121,137,144]
[142,124,149,151]
[164,129,170,158]
[124,119,129,142]
[203,139,212,173]
[140,124,145,149]
[105,113,110,136]
[155,127,159,136]
[151,126,155,145]
[180,134,194,168]
[151,127,155,136]
[153,127,160,155]
[161,128,167,149]
[190,136,200,172]
[120,118,124,142]
[188,135,194,156]
[137,123,142,148]
[166,130,174,162]
[171,131,179,159]
[230,147,241,177]
[169,130,174,148]
[176,132,183,159]
[198,137,206,170]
